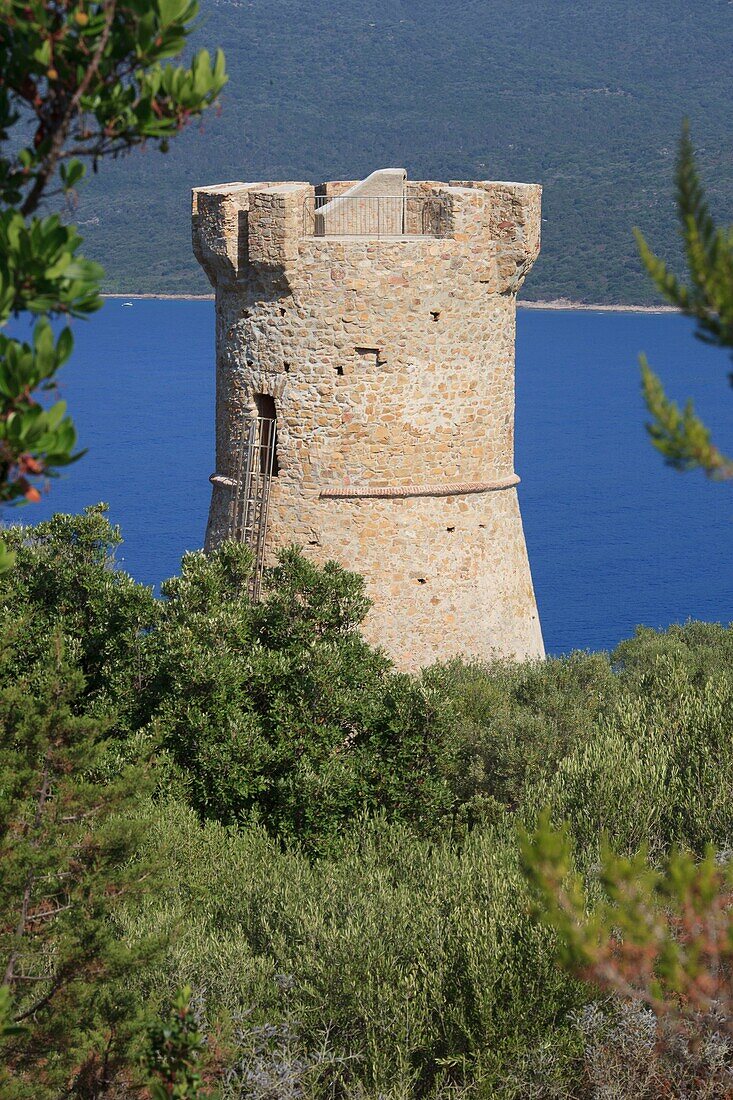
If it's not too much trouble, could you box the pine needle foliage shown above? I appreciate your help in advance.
[0,624,163,1098]
[634,123,733,479]
[521,817,733,1089]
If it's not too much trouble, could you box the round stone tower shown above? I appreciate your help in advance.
[192,168,544,670]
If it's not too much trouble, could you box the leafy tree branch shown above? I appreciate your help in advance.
[0,0,227,572]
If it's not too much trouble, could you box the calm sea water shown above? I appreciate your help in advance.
[13,300,731,655]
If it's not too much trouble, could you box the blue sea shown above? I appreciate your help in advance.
[13,300,732,655]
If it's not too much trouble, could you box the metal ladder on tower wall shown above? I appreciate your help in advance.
[228,415,278,601]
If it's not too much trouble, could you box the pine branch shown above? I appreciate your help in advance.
[635,125,733,348]
[633,228,691,311]
[3,756,52,988]
[676,121,717,263]
[635,125,733,478]
[640,356,733,479]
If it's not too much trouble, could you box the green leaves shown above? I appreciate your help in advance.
[635,123,733,479]
[156,545,449,850]
[145,986,213,1099]
[0,320,73,396]
[0,0,227,189]
[0,213,103,322]
[59,159,86,195]
[0,0,226,554]
[0,322,84,505]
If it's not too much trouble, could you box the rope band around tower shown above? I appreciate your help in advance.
[210,472,521,500]
[319,474,520,499]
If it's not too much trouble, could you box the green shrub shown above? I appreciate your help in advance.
[124,802,586,1099]
[424,651,617,825]
[529,660,733,860]
[3,508,733,861]
[2,509,733,1097]
[0,509,455,849]
[0,620,164,1098]
[612,620,733,688]
[153,544,453,849]
[0,504,159,736]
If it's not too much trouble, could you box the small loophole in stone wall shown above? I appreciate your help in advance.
[283,362,290,372]
[417,578,427,584]
[355,346,383,367]
[336,366,344,376]
[446,526,455,532]
[478,523,486,529]
[430,310,441,322]
[280,307,287,316]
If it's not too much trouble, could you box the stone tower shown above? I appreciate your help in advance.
[192,169,544,670]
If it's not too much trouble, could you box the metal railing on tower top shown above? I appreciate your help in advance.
[302,193,450,238]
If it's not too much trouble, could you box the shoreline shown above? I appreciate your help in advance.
[101,292,675,313]
[518,300,675,313]
[104,292,214,301]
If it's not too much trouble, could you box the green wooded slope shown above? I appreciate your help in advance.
[79,0,733,303]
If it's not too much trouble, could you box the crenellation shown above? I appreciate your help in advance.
[193,168,544,669]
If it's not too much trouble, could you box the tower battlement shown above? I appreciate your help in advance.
[193,168,544,669]
[192,171,541,293]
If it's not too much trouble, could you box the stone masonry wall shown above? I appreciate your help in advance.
[192,175,544,670]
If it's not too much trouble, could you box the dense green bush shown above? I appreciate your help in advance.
[2,507,732,1096]
[3,506,732,858]
[613,620,733,688]
[124,802,586,1099]
[154,543,452,848]
[0,608,164,1096]
[424,651,618,826]
[0,507,456,848]
[0,506,160,735]
[531,663,733,861]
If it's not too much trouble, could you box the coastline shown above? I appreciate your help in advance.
[101,292,675,313]
[103,292,215,301]
[518,299,675,313]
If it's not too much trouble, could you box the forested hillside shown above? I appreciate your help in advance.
[78,0,733,304]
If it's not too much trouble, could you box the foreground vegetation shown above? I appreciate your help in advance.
[2,7,731,1095]
[1,505,731,1097]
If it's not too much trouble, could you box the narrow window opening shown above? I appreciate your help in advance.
[280,307,287,316]
[430,310,441,322]
[417,578,427,585]
[254,392,279,477]
[336,365,344,376]
[355,346,384,367]
[446,526,455,532]
[283,362,291,373]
